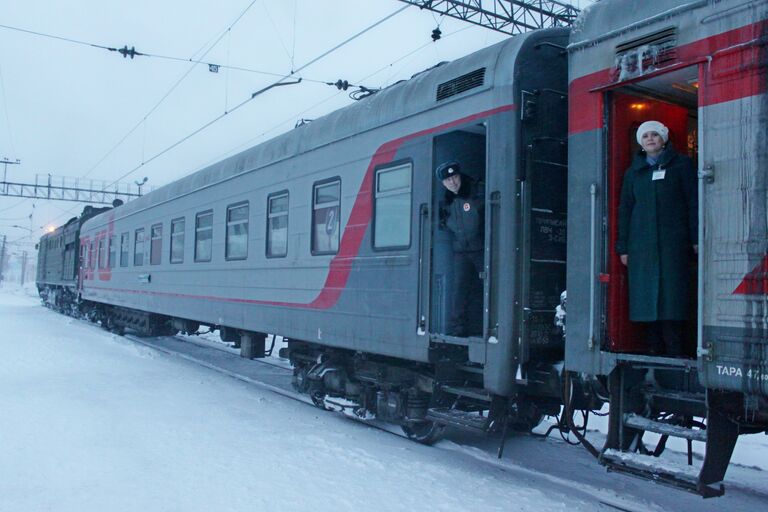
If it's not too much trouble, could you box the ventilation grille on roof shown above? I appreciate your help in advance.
[614,28,678,81]
[436,68,486,101]
[616,27,677,55]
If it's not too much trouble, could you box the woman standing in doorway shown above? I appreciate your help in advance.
[616,120,698,357]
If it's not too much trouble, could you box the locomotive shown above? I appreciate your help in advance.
[36,0,768,498]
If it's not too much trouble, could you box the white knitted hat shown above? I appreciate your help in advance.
[636,120,669,145]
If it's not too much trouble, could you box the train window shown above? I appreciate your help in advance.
[108,235,117,269]
[170,217,185,264]
[374,163,412,249]
[266,191,288,258]
[98,239,106,269]
[312,179,340,255]
[225,203,249,260]
[89,242,95,270]
[120,232,129,267]
[195,210,213,262]
[150,223,162,265]
[134,228,145,266]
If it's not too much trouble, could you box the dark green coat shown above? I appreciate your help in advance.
[616,146,698,321]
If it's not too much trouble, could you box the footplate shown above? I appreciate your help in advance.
[600,450,724,498]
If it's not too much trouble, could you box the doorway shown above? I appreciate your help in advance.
[605,66,700,355]
[430,126,487,338]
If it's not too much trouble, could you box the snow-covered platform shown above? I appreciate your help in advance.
[1,286,767,512]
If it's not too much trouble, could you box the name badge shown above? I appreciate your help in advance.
[652,169,666,181]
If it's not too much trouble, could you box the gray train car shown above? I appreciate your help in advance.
[567,0,768,497]
[77,29,571,437]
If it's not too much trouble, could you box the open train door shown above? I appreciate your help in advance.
[605,91,693,353]
[429,127,487,341]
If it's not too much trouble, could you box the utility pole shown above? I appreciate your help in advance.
[20,250,27,286]
[0,235,6,286]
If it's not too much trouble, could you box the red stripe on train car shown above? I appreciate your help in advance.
[83,103,517,309]
[733,255,768,295]
[569,20,768,135]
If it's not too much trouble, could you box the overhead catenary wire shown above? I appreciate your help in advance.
[38,2,394,228]
[38,0,265,226]
[79,0,263,181]
[192,21,475,176]
[260,0,294,67]
[21,3,415,227]
[0,22,367,87]
[99,4,410,193]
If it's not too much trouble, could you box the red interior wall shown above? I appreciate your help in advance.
[606,93,690,352]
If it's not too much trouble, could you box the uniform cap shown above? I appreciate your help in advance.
[435,161,460,181]
[636,120,669,145]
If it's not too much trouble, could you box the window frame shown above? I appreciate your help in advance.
[170,217,185,264]
[134,228,145,266]
[266,190,289,259]
[372,160,414,251]
[225,201,249,261]
[150,223,163,265]
[194,210,214,263]
[108,234,117,269]
[310,177,342,256]
[98,238,106,269]
[119,232,129,267]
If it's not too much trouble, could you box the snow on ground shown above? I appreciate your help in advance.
[0,287,593,512]
[1,285,766,511]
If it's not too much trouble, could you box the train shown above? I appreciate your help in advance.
[35,0,768,498]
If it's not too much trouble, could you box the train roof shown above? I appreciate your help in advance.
[569,0,709,51]
[88,28,563,226]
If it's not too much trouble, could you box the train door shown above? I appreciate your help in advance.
[429,126,487,340]
[605,66,700,355]
[518,88,569,364]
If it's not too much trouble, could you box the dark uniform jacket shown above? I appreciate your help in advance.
[443,177,484,253]
[616,145,698,321]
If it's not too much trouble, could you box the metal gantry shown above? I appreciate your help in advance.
[0,173,150,205]
[398,0,580,35]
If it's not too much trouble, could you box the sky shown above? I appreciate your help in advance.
[0,0,595,250]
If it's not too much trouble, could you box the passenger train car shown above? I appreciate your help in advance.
[36,0,768,498]
[567,0,768,496]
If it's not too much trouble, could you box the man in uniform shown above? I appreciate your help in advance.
[435,161,484,337]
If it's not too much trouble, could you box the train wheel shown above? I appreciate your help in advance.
[401,421,445,445]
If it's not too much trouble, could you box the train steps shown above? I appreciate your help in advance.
[602,363,739,498]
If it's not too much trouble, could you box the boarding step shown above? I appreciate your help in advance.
[439,385,492,402]
[646,388,705,404]
[426,407,491,433]
[601,450,723,498]
[624,413,707,442]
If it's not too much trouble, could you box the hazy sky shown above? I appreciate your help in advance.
[0,0,594,246]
